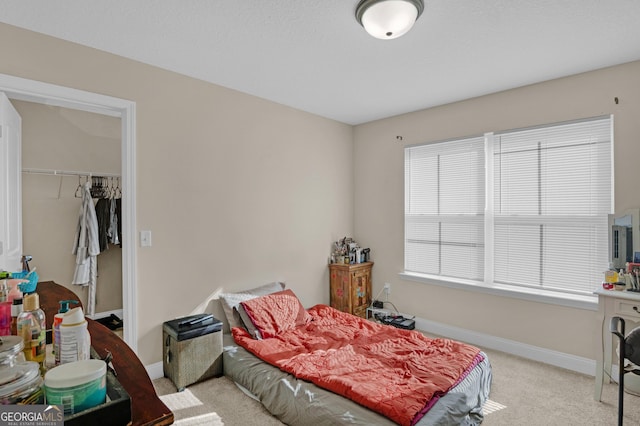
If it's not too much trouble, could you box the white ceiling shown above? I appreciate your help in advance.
[2,0,640,125]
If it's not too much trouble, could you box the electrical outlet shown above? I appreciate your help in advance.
[383,282,391,295]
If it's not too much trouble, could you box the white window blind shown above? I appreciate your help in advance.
[405,136,486,281]
[492,117,612,294]
[405,116,613,297]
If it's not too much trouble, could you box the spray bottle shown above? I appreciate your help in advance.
[53,300,79,365]
[59,306,91,364]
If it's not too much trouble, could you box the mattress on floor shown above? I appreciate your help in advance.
[222,333,492,425]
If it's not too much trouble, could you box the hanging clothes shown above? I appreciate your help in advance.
[108,198,120,245]
[115,198,122,246]
[72,181,100,316]
[95,197,111,252]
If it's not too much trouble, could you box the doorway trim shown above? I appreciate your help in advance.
[0,73,138,353]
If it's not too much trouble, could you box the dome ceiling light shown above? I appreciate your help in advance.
[355,0,425,40]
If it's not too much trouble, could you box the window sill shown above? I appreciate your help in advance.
[399,272,598,311]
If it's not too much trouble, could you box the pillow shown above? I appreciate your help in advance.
[219,281,285,331]
[234,304,263,340]
[239,289,311,339]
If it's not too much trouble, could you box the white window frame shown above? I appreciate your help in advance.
[401,116,614,311]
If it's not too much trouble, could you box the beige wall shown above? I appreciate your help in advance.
[16,100,122,313]
[354,60,640,360]
[0,23,354,365]
[5,20,637,366]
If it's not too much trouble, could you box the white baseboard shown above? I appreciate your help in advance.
[144,316,597,380]
[413,316,596,377]
[147,361,164,380]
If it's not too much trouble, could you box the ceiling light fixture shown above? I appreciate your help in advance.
[355,0,424,40]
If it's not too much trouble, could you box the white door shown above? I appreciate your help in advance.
[0,92,22,272]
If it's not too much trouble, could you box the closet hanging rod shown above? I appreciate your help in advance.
[21,168,120,178]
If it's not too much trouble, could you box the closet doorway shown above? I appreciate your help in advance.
[17,101,122,321]
[0,74,138,353]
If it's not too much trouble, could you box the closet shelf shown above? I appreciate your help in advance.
[22,168,120,178]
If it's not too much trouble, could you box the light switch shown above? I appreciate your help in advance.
[140,230,152,247]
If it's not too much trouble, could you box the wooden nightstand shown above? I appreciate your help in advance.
[329,262,373,318]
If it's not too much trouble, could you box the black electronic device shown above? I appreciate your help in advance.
[397,319,415,330]
[178,314,214,328]
[380,315,416,330]
[164,314,222,341]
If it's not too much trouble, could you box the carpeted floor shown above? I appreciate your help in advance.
[159,389,224,426]
[153,345,640,425]
[154,375,283,426]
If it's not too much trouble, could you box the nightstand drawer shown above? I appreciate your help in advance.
[614,300,640,319]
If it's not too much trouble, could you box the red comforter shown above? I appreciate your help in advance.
[232,304,481,426]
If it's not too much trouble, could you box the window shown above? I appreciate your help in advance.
[404,116,612,298]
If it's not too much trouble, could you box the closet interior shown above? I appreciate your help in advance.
[15,100,123,329]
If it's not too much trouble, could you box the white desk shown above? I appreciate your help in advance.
[594,288,640,401]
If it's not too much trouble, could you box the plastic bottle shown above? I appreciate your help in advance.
[0,281,11,335]
[53,300,79,366]
[0,280,7,302]
[16,292,46,372]
[0,301,10,336]
[10,297,23,336]
[59,306,91,364]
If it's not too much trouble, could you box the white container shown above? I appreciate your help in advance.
[59,307,91,364]
[44,359,106,414]
[53,300,79,366]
